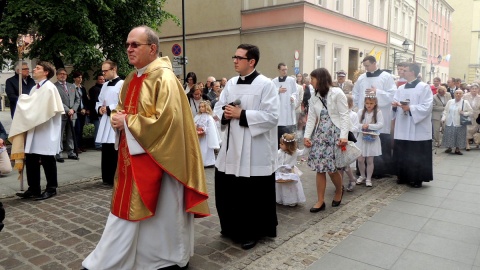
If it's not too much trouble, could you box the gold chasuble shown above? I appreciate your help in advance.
[111,57,209,221]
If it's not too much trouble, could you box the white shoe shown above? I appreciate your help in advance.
[366,179,372,187]
[356,176,366,185]
[347,182,355,192]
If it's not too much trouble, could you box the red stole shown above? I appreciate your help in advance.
[111,74,164,221]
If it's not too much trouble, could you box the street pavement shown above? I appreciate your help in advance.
[1,109,480,269]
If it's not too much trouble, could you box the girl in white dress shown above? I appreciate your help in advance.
[355,95,383,187]
[275,133,308,206]
[194,101,220,167]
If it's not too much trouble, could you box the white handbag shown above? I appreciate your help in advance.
[334,141,362,168]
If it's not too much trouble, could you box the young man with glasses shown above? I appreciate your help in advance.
[213,44,279,250]
[54,68,80,162]
[5,61,36,118]
[95,60,123,186]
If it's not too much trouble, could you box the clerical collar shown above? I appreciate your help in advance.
[278,76,286,82]
[405,79,420,89]
[366,69,383,77]
[136,60,156,77]
[239,69,256,80]
[107,77,121,86]
[237,70,259,85]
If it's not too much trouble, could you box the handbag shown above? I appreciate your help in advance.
[476,113,480,125]
[319,96,357,143]
[460,101,472,126]
[334,141,362,168]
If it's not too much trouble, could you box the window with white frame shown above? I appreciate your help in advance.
[394,7,398,33]
[335,0,343,12]
[352,0,359,19]
[316,43,326,68]
[367,0,374,23]
[379,0,386,28]
[401,11,406,34]
[333,47,342,75]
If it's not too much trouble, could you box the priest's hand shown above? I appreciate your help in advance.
[279,86,287,94]
[99,106,107,115]
[112,110,126,131]
[338,138,348,146]
[304,138,312,148]
[391,101,400,108]
[401,104,410,112]
[224,105,241,119]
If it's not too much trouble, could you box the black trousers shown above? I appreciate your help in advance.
[25,154,57,193]
[101,143,118,185]
[75,113,86,148]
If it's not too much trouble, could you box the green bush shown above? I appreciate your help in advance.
[83,123,95,138]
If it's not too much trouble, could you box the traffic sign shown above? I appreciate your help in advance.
[294,50,299,60]
[294,67,300,74]
[172,44,182,56]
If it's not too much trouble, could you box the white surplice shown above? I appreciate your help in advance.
[393,81,433,141]
[214,75,279,177]
[95,78,123,144]
[352,71,396,134]
[24,81,63,155]
[272,76,298,126]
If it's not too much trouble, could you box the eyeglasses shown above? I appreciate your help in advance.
[22,68,29,71]
[125,42,151,49]
[232,56,250,61]
[57,73,67,76]
[102,68,113,73]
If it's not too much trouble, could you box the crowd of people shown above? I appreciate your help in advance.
[2,26,480,268]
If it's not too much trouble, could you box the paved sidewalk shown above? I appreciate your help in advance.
[308,148,480,270]
[2,107,479,269]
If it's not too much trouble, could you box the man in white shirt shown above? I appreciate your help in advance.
[352,55,396,177]
[392,63,433,188]
[11,62,64,200]
[95,60,124,185]
[214,44,279,250]
[272,63,298,145]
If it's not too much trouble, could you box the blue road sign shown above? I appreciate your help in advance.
[172,44,182,56]
[294,67,300,74]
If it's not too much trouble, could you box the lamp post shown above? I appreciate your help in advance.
[392,39,410,74]
[15,33,35,191]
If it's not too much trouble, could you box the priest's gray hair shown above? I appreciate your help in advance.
[139,25,160,56]
[15,61,28,72]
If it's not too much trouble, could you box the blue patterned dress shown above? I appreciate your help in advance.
[307,106,340,173]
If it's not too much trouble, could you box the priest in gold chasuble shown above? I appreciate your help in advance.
[83,26,209,270]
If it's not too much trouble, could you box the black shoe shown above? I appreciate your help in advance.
[241,240,257,250]
[157,263,189,269]
[455,150,463,155]
[56,156,65,163]
[16,190,41,199]
[34,190,57,201]
[68,154,79,160]
[332,186,344,207]
[309,202,326,213]
[444,148,452,153]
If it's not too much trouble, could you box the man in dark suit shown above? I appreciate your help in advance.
[88,74,105,150]
[54,68,80,162]
[332,70,354,95]
[72,71,89,153]
[5,61,36,118]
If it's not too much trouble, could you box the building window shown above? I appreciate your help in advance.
[316,44,325,68]
[401,11,406,34]
[333,47,342,75]
[367,0,374,23]
[394,7,398,33]
[407,16,412,38]
[434,34,437,56]
[352,0,359,19]
[379,0,386,28]
[430,32,433,55]
[335,0,343,12]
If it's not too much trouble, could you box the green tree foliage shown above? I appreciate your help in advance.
[0,0,178,77]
